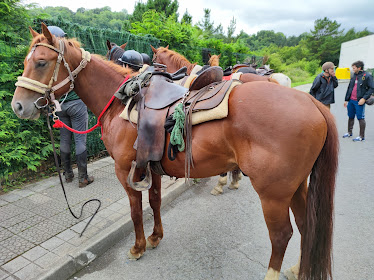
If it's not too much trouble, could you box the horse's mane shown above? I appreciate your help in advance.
[92,54,133,77]
[158,47,197,69]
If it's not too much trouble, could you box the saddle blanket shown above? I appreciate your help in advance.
[119,80,241,126]
[223,72,242,81]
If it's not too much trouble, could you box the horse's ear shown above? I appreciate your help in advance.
[208,53,211,58]
[150,45,157,54]
[165,45,169,49]
[41,22,54,44]
[120,42,127,49]
[106,40,112,50]
[29,26,39,38]
[218,54,221,58]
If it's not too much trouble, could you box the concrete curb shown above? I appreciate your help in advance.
[33,179,191,280]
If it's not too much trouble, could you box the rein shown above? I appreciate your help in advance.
[15,38,127,236]
[52,75,131,136]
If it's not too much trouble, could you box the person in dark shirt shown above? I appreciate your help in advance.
[343,60,374,142]
[48,26,94,187]
[310,62,338,109]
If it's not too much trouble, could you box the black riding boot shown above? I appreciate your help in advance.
[60,152,74,182]
[76,150,94,188]
[348,118,354,135]
[359,119,366,139]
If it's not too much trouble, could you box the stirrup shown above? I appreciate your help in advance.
[127,161,152,191]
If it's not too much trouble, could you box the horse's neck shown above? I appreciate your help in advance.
[73,57,125,117]
[187,63,197,75]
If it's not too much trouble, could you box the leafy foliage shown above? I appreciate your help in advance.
[131,0,179,22]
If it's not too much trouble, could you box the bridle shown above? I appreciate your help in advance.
[15,39,91,111]
[107,45,122,61]
[15,38,101,237]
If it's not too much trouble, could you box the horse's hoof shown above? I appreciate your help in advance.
[127,249,144,260]
[284,268,298,280]
[210,187,223,196]
[146,237,161,249]
[228,182,239,190]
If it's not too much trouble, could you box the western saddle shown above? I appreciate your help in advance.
[115,65,236,190]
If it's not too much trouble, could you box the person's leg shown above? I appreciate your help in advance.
[354,103,366,141]
[56,107,74,182]
[343,100,355,137]
[68,100,94,187]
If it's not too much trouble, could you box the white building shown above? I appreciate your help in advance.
[339,34,374,69]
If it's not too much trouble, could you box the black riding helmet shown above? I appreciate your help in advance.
[118,50,143,71]
[140,53,151,65]
[47,26,66,38]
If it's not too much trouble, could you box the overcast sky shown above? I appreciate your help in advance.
[22,0,374,36]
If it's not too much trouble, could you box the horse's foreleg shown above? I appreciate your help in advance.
[146,172,163,249]
[261,197,293,280]
[284,179,308,280]
[115,165,146,260]
[210,173,227,195]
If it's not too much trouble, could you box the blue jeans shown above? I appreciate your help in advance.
[56,99,88,155]
[347,99,365,120]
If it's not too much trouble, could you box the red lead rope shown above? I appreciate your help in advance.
[53,75,130,135]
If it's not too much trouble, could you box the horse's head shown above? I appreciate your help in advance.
[12,23,90,120]
[150,45,169,65]
[208,54,221,67]
[105,40,126,63]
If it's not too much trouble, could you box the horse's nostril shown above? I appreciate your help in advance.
[16,102,23,113]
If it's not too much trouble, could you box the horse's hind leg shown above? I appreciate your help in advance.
[284,179,308,280]
[228,169,242,190]
[260,196,293,280]
[210,173,228,195]
[146,173,163,249]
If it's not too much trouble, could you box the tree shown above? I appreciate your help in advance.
[131,0,179,22]
[227,16,236,42]
[305,17,343,64]
[198,8,214,35]
[181,9,192,25]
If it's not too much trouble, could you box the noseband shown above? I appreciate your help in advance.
[15,39,91,110]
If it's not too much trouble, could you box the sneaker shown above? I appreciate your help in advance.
[342,133,352,138]
[352,136,365,142]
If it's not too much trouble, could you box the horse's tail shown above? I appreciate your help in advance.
[299,98,339,280]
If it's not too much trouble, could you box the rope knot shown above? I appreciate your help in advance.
[53,119,64,128]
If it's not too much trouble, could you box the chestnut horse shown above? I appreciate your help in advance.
[12,24,338,280]
[208,53,221,66]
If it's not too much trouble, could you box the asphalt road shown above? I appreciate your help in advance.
[73,82,374,280]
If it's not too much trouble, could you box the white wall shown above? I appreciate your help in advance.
[339,35,374,69]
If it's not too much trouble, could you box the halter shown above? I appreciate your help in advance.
[108,45,121,61]
[15,39,91,110]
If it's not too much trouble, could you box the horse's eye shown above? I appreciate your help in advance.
[36,60,47,68]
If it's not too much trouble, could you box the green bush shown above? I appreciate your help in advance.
[283,67,312,83]
[305,60,321,75]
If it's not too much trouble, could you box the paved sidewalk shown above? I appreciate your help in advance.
[0,157,188,280]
